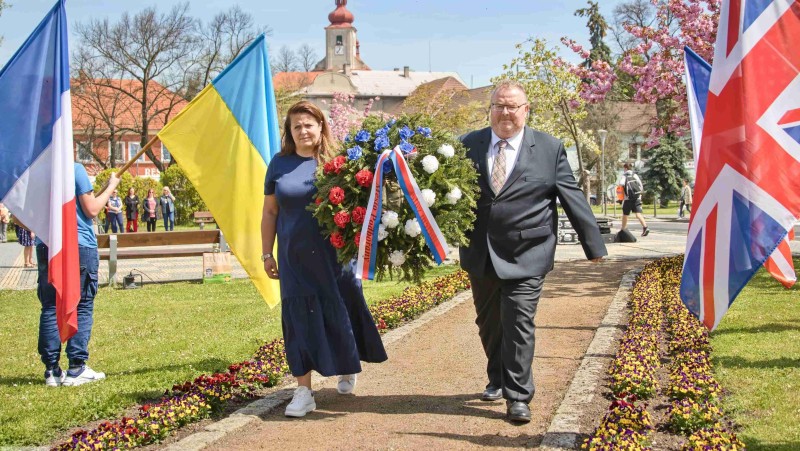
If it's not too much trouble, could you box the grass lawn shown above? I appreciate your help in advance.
[711,257,800,450]
[0,264,459,446]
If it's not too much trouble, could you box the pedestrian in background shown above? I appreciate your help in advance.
[106,189,124,233]
[0,203,10,243]
[143,188,158,232]
[679,179,693,219]
[159,186,176,231]
[620,163,649,236]
[124,187,140,232]
[14,219,36,267]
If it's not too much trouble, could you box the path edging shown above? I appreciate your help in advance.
[161,289,473,451]
[539,267,641,450]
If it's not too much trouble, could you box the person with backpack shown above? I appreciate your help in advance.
[620,163,649,236]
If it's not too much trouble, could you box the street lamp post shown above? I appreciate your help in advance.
[598,129,608,217]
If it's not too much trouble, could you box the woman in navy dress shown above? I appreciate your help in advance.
[261,101,387,418]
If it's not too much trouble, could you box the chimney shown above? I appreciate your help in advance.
[343,63,352,76]
[403,66,410,78]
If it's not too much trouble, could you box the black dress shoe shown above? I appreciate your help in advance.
[481,386,502,401]
[506,401,531,423]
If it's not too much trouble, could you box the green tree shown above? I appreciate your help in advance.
[575,1,612,69]
[159,164,206,225]
[400,83,488,137]
[642,135,688,206]
[495,38,599,199]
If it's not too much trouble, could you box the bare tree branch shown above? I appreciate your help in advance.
[272,45,298,73]
[296,43,318,72]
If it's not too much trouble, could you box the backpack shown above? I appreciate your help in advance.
[624,175,642,199]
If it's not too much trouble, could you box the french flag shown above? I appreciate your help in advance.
[684,45,796,290]
[0,0,80,341]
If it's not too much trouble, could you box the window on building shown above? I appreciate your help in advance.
[161,143,171,163]
[129,142,145,162]
[76,141,92,162]
[110,141,124,163]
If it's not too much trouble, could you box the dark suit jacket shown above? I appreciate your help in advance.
[459,126,607,279]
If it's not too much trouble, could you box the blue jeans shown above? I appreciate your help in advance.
[36,243,99,369]
[163,211,175,231]
[109,212,124,233]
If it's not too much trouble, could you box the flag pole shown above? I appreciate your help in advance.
[117,135,160,177]
[96,136,160,195]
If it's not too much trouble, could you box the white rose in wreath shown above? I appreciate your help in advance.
[437,144,455,158]
[421,155,439,174]
[378,224,388,241]
[381,210,400,229]
[445,187,463,204]
[404,218,421,238]
[389,250,406,266]
[420,189,436,207]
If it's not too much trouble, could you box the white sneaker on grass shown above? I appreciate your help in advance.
[44,368,65,387]
[337,374,357,395]
[285,386,316,418]
[63,366,106,387]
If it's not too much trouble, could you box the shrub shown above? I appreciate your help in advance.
[159,164,207,225]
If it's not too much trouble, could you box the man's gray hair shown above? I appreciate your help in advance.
[490,79,528,103]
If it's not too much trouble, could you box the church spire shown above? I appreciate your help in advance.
[328,0,354,28]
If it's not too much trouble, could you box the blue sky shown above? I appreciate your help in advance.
[0,0,628,88]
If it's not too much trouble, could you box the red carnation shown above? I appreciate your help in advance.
[328,187,345,205]
[352,206,367,224]
[323,161,335,174]
[355,169,373,188]
[354,234,360,247]
[330,232,345,249]
[332,155,347,174]
[333,210,351,228]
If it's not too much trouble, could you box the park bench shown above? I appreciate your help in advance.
[97,230,228,285]
[193,211,216,230]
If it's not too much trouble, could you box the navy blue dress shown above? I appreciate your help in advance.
[265,153,388,377]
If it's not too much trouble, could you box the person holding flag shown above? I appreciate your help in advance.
[37,167,119,386]
[0,0,123,386]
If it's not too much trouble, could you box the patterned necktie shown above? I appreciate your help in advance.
[491,140,508,194]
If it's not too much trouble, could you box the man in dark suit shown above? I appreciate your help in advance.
[460,80,607,423]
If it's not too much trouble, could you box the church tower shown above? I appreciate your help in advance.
[314,0,369,71]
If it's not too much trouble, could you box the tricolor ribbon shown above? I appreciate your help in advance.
[356,146,450,280]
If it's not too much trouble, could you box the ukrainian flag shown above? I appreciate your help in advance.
[158,34,281,306]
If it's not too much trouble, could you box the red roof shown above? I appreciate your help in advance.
[71,79,189,132]
[272,72,324,91]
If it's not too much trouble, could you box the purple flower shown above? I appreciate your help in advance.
[355,129,371,143]
[374,134,390,151]
[399,125,415,140]
[399,140,415,154]
[416,126,432,138]
[382,159,393,174]
[347,145,363,161]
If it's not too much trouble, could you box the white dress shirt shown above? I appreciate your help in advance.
[488,128,525,181]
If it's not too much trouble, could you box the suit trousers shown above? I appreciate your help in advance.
[469,258,543,404]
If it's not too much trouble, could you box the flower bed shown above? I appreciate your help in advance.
[583,257,745,450]
[53,270,470,450]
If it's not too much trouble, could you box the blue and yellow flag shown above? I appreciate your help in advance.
[158,34,281,306]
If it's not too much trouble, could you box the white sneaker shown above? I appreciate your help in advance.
[337,374,357,395]
[44,368,65,387]
[63,365,106,387]
[285,386,316,417]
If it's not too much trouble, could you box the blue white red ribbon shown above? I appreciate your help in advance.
[356,146,450,280]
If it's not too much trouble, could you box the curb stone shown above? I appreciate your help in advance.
[161,290,473,451]
[540,268,641,450]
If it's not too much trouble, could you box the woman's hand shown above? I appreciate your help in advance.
[263,257,279,279]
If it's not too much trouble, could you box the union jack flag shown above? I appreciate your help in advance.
[680,0,800,331]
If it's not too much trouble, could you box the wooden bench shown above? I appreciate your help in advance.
[193,211,216,230]
[97,230,228,285]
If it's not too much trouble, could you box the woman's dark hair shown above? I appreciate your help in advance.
[281,101,335,161]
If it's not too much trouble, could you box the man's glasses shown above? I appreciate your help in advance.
[490,103,527,113]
